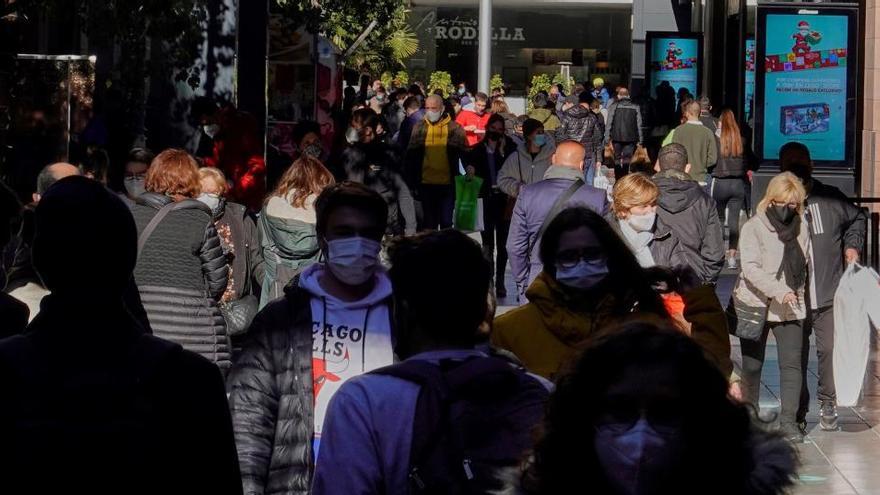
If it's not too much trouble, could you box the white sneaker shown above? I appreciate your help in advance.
[727,257,738,270]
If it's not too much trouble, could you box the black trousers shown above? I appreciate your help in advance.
[613,141,637,179]
[741,320,805,427]
[480,190,511,288]
[712,177,746,250]
[418,184,454,231]
[798,305,836,421]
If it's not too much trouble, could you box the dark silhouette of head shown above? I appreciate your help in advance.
[658,143,690,173]
[388,229,490,358]
[779,141,813,181]
[32,176,136,297]
[520,322,791,495]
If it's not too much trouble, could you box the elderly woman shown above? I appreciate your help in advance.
[608,173,683,268]
[198,167,264,341]
[131,149,230,371]
[734,172,810,443]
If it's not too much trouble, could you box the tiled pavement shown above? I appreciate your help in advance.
[497,268,880,494]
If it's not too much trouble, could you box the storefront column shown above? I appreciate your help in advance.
[477,0,492,93]
[863,1,880,200]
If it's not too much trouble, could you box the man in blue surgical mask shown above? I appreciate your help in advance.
[227,181,395,494]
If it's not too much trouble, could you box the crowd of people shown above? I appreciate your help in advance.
[0,73,868,494]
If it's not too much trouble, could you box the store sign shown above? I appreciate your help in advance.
[424,14,526,43]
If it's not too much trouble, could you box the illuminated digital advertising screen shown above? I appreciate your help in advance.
[755,7,858,167]
[646,32,703,102]
[745,38,755,123]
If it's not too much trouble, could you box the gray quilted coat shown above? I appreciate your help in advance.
[132,193,231,370]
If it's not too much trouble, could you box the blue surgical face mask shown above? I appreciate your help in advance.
[533,133,547,147]
[555,259,609,290]
[327,236,382,286]
[594,418,680,495]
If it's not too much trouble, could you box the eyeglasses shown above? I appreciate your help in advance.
[770,200,799,209]
[555,248,606,269]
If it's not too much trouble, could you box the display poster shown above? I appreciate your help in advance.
[745,38,755,123]
[649,37,699,100]
[762,14,848,161]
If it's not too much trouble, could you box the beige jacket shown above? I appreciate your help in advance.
[735,211,811,323]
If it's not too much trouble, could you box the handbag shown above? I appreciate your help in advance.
[221,295,259,337]
[725,294,769,341]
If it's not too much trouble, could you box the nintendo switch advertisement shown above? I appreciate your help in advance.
[760,13,848,162]
[647,35,701,101]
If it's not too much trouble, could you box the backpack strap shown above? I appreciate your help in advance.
[137,202,178,259]
[531,179,584,252]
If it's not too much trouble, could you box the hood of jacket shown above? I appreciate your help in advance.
[296,262,392,311]
[654,169,704,214]
[494,428,797,495]
[525,272,618,346]
[260,208,319,260]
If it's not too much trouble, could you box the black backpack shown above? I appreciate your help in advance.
[371,355,549,494]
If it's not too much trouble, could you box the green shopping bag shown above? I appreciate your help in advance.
[454,175,483,232]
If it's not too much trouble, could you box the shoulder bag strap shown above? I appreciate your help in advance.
[137,203,179,259]
[531,179,584,252]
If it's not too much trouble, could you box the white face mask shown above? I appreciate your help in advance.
[555,259,609,290]
[197,193,221,212]
[627,212,657,233]
[327,236,381,286]
[203,124,220,139]
[124,177,145,198]
[425,110,443,123]
[345,127,360,144]
[594,418,681,495]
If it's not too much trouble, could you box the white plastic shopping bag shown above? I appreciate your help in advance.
[833,263,880,406]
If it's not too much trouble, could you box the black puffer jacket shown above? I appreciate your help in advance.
[214,201,265,302]
[132,193,231,370]
[654,170,725,283]
[555,105,603,157]
[226,281,318,495]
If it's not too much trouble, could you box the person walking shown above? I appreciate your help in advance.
[405,94,468,230]
[131,149,230,371]
[312,230,550,494]
[504,323,797,495]
[654,143,725,284]
[197,167,265,343]
[258,155,335,307]
[780,142,866,433]
[671,100,717,186]
[0,176,242,494]
[605,87,643,177]
[506,141,608,299]
[464,114,518,297]
[228,182,396,495]
[556,92,604,185]
[591,77,611,107]
[735,172,810,442]
[527,93,561,133]
[496,119,556,199]
[493,207,669,380]
[712,110,754,269]
[455,91,491,147]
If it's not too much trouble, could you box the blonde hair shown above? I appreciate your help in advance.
[758,172,806,214]
[198,166,228,195]
[612,173,659,219]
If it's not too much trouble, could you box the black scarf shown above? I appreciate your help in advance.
[765,208,807,291]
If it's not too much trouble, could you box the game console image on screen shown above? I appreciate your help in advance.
[780,103,830,136]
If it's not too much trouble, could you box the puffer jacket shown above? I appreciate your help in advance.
[654,169,725,283]
[214,201,265,303]
[555,104,603,157]
[258,205,320,308]
[342,143,417,236]
[491,272,665,380]
[132,193,231,370]
[735,211,811,322]
[227,283,315,495]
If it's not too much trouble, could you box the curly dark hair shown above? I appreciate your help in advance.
[520,322,784,495]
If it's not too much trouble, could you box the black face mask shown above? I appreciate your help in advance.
[768,205,797,225]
